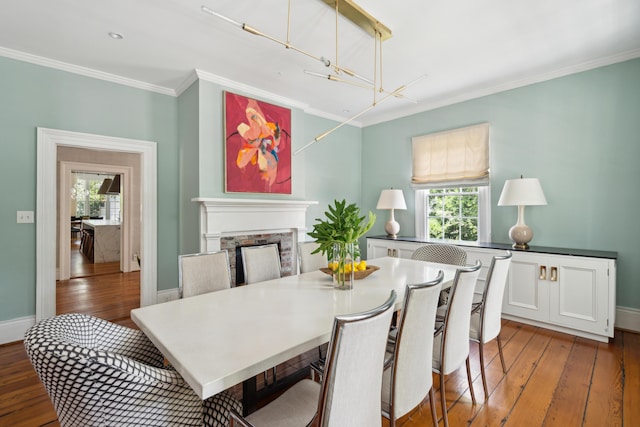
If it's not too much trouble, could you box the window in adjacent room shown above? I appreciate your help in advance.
[412,123,491,243]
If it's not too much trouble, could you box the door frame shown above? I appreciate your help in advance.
[37,127,157,320]
[58,162,133,280]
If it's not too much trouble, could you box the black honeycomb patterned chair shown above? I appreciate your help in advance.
[24,313,241,427]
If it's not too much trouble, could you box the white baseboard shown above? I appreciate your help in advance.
[0,289,180,346]
[615,306,640,333]
[156,288,180,304]
[0,315,36,345]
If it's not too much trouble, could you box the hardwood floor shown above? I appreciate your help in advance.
[1,246,637,426]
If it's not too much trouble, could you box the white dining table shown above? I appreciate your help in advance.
[131,256,459,404]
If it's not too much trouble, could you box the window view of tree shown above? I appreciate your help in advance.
[72,173,119,220]
[427,187,479,241]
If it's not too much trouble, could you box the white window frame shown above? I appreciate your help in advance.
[415,185,491,243]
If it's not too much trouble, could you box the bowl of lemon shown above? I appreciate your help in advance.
[320,260,380,280]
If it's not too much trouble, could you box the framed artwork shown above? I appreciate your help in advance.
[224,91,292,194]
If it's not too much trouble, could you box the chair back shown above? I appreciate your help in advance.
[298,241,327,273]
[384,272,443,420]
[316,291,397,427]
[476,252,512,342]
[438,261,481,374]
[241,244,281,284]
[179,250,231,298]
[411,244,467,266]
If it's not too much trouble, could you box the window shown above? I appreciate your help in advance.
[412,123,491,242]
[415,186,491,242]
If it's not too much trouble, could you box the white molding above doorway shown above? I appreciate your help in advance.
[36,128,158,321]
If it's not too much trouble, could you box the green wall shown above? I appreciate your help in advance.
[0,56,179,321]
[362,58,640,310]
[1,53,638,325]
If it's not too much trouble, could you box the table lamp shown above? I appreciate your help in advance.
[376,189,407,239]
[498,176,547,249]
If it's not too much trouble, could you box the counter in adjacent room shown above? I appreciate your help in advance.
[82,220,121,263]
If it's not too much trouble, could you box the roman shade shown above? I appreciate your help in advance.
[411,123,490,188]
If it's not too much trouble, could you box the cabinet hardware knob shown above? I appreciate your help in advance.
[539,265,547,280]
[387,248,391,256]
[393,249,397,257]
[550,266,558,282]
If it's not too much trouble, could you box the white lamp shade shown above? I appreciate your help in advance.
[376,189,407,210]
[498,178,547,206]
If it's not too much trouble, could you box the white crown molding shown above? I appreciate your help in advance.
[194,69,308,110]
[363,48,640,127]
[0,46,176,96]
[3,45,638,128]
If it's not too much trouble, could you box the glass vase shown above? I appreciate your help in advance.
[332,242,355,290]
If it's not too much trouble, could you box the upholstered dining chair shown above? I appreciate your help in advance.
[241,243,282,385]
[179,250,232,298]
[432,261,482,427]
[411,244,468,266]
[411,243,468,305]
[470,251,512,397]
[382,271,444,427]
[24,313,241,427]
[298,241,327,273]
[241,244,281,285]
[229,290,397,427]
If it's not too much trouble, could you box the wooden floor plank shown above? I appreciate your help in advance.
[469,326,554,426]
[542,337,598,426]
[623,331,640,426]
[504,331,574,426]
[582,332,624,426]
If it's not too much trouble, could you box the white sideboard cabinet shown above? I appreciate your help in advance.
[366,237,617,342]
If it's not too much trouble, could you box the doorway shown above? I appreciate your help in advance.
[36,128,158,321]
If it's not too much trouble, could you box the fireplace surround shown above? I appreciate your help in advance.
[192,198,318,283]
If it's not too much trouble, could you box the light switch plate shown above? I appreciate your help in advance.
[17,211,34,223]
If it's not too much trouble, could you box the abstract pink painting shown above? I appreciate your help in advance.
[224,92,292,194]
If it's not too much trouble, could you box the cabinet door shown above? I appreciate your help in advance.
[393,241,420,259]
[502,254,549,322]
[366,239,421,259]
[548,257,610,336]
[464,248,501,293]
[366,239,394,259]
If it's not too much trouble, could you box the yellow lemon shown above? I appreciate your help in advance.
[359,260,367,269]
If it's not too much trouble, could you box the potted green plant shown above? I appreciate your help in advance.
[308,199,376,289]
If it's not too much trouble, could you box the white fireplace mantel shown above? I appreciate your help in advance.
[192,198,318,253]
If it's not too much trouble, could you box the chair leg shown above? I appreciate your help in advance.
[479,341,489,398]
[429,387,438,427]
[497,334,507,373]
[439,373,449,427]
[465,356,476,404]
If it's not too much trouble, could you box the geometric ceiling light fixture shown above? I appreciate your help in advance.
[201,0,426,154]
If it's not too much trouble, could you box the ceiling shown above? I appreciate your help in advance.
[1,0,639,126]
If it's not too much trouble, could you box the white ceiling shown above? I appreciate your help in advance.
[1,0,639,126]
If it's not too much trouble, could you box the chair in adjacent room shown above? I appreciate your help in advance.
[24,313,242,427]
[411,243,468,305]
[382,271,444,427]
[469,251,512,397]
[229,291,397,427]
[297,241,327,273]
[432,261,482,427]
[241,244,282,285]
[179,250,232,298]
